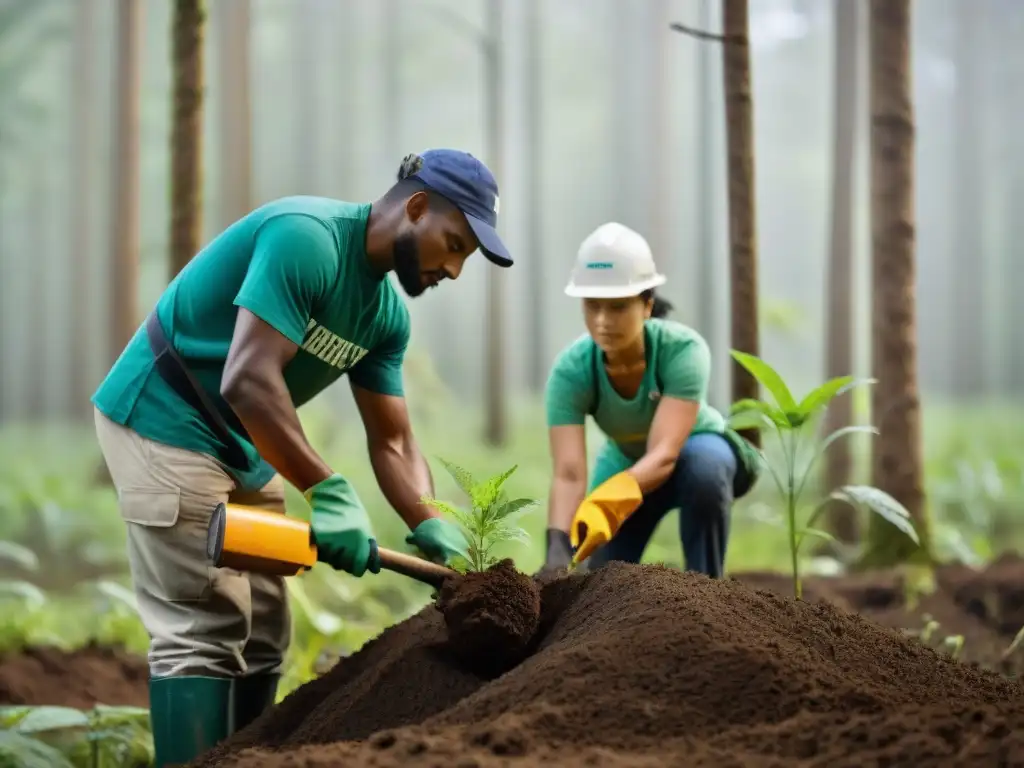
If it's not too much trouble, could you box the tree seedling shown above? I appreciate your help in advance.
[728,350,920,600]
[420,460,537,573]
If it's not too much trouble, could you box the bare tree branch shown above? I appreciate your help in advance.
[668,21,744,45]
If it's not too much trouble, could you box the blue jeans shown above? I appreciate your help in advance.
[586,433,739,578]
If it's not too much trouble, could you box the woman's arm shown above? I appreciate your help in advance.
[542,424,588,571]
[547,424,588,532]
[625,396,699,493]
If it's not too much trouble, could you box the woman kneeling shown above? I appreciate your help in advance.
[541,222,759,576]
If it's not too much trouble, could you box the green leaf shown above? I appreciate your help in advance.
[95,580,139,614]
[797,376,874,417]
[0,730,75,768]
[437,459,476,499]
[730,350,797,412]
[0,579,47,608]
[819,425,879,455]
[492,497,537,522]
[9,706,89,733]
[784,410,808,428]
[830,485,920,545]
[729,398,789,428]
[728,409,773,431]
[0,541,39,572]
[796,527,837,549]
[471,465,518,511]
[419,496,463,520]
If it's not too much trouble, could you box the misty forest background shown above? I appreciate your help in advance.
[0,0,1022,605]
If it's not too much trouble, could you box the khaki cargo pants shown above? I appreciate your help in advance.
[94,408,290,679]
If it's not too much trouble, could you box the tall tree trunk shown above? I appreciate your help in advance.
[484,0,507,446]
[109,0,143,363]
[1011,172,1024,394]
[862,0,929,566]
[70,0,99,420]
[30,153,48,418]
[822,0,862,545]
[169,0,206,279]
[950,1,984,397]
[214,0,252,229]
[721,0,760,448]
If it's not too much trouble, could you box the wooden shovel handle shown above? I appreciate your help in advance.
[376,545,457,588]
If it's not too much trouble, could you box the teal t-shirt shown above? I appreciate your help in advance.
[545,319,755,493]
[92,196,411,490]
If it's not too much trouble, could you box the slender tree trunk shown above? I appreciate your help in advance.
[214,0,252,229]
[862,0,929,566]
[721,0,760,448]
[822,0,861,545]
[484,0,507,446]
[30,154,48,418]
[109,0,143,363]
[169,0,206,279]
[1011,172,1024,394]
[70,0,98,420]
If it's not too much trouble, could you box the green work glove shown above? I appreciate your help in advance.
[305,474,381,577]
[406,517,469,566]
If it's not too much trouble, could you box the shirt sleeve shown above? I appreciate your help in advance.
[659,328,712,402]
[347,305,410,397]
[545,347,590,427]
[234,214,339,346]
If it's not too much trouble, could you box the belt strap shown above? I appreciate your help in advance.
[145,312,251,472]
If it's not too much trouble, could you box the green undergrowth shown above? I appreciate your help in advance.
[0,705,152,768]
[0,397,1023,767]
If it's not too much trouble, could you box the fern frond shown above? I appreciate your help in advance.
[470,465,519,511]
[488,526,530,544]
[493,497,538,521]
[419,496,463,519]
[438,458,476,499]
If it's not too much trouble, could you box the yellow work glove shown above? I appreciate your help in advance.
[569,472,644,564]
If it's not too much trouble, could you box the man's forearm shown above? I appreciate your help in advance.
[368,435,436,529]
[223,370,332,492]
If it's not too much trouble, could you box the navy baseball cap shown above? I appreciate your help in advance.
[407,149,512,268]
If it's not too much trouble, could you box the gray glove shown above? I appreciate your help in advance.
[540,528,573,574]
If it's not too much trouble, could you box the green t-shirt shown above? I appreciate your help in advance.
[92,196,411,491]
[545,319,757,493]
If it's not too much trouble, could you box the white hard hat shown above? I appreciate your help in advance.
[564,222,667,298]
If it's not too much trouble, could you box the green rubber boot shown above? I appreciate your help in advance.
[232,673,280,733]
[149,676,233,767]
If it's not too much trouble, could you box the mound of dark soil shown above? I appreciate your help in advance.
[437,559,541,674]
[0,643,149,708]
[736,553,1024,678]
[193,562,1024,768]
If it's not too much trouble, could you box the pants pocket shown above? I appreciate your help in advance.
[119,488,181,527]
[121,488,213,603]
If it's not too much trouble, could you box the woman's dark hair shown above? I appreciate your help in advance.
[640,289,674,319]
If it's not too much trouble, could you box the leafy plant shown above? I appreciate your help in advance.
[0,704,153,767]
[728,350,920,599]
[420,460,537,573]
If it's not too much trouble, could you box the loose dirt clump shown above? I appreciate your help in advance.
[437,558,541,674]
[192,561,1024,767]
[0,643,149,708]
